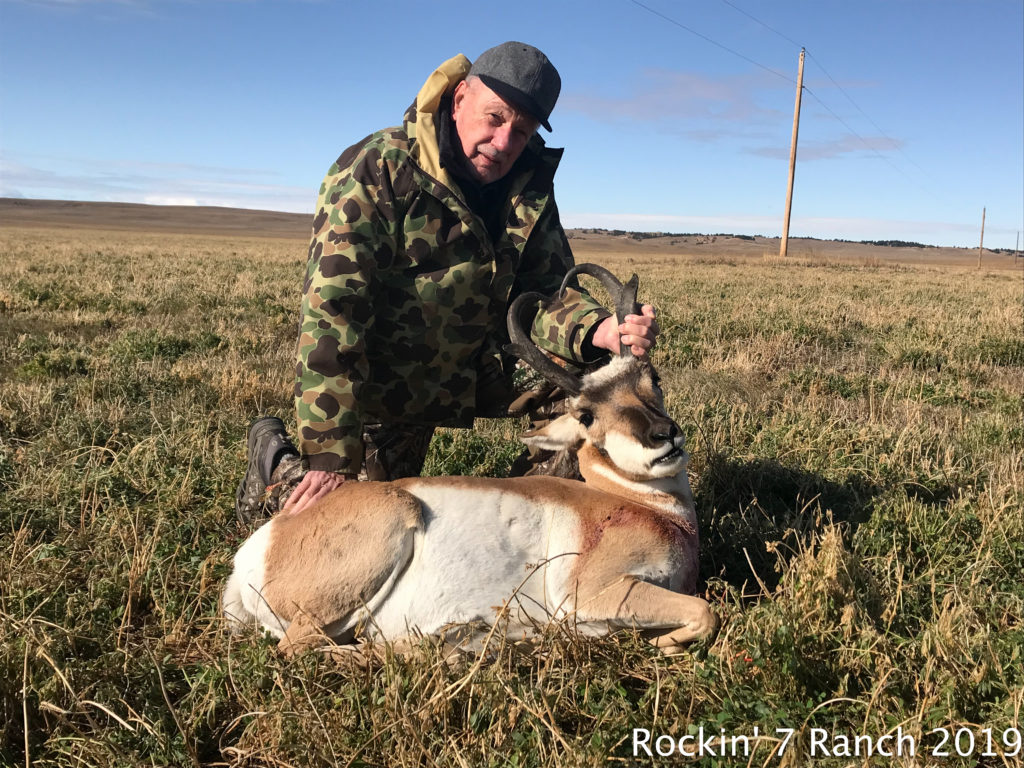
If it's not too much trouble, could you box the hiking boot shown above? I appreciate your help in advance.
[235,417,299,526]
[266,452,308,512]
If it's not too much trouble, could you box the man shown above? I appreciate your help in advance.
[236,42,658,524]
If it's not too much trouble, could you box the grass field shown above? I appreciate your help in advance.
[1,218,1022,767]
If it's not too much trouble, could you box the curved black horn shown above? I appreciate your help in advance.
[559,263,640,356]
[504,291,582,395]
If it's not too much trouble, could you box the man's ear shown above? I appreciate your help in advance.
[520,413,585,451]
[451,78,469,119]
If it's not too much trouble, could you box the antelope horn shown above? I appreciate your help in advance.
[504,291,582,395]
[559,263,640,356]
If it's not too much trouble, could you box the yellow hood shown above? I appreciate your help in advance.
[410,54,471,184]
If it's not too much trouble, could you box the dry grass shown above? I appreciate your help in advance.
[1,220,1022,766]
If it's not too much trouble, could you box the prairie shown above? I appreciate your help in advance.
[1,208,1022,767]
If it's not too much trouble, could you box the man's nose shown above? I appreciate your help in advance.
[490,125,512,153]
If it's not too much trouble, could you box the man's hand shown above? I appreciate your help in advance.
[282,470,354,516]
[591,305,659,357]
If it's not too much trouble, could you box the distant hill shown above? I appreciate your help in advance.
[2,198,1018,269]
[0,198,311,239]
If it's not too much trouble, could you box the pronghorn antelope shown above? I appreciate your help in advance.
[223,265,717,656]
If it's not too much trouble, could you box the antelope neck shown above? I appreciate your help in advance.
[577,445,691,518]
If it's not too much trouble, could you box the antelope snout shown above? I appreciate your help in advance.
[649,419,680,446]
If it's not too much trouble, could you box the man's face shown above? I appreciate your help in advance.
[451,77,540,185]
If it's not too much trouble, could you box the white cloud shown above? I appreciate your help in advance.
[748,134,904,161]
[0,152,316,213]
[143,195,199,206]
[562,69,906,166]
[562,68,787,130]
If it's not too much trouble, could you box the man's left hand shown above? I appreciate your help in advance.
[592,305,659,357]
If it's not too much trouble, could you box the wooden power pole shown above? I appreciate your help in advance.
[780,48,805,258]
[977,207,986,268]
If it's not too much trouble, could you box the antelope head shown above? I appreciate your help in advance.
[506,265,688,483]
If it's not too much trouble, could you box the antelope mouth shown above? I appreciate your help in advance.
[653,444,685,465]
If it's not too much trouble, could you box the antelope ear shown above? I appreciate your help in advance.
[520,413,586,451]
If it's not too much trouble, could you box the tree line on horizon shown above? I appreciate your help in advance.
[569,228,1023,253]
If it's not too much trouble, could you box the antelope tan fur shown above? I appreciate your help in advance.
[223,266,717,656]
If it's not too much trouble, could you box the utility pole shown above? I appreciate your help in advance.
[977,207,986,268]
[780,48,805,258]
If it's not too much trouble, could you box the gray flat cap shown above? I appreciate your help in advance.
[468,41,561,131]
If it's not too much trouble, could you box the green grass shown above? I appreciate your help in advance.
[1,226,1022,766]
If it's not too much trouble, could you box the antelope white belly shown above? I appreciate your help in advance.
[360,482,582,640]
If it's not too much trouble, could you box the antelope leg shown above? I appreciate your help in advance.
[577,576,718,646]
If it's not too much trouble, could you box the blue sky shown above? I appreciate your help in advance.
[1,0,1021,248]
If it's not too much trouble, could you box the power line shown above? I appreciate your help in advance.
[717,0,803,49]
[630,0,938,198]
[626,0,795,85]
[712,0,937,188]
[802,49,936,184]
[801,85,931,195]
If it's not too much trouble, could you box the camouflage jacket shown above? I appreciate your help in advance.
[295,54,610,473]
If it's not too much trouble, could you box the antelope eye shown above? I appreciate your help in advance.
[578,411,594,428]
[651,373,662,389]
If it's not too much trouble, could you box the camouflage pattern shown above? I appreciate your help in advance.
[361,423,436,481]
[267,424,434,515]
[295,54,610,473]
[235,416,299,527]
[261,394,567,523]
[263,453,308,518]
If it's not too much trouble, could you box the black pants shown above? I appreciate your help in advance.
[268,385,575,510]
